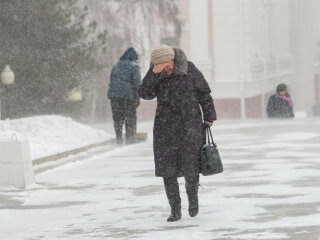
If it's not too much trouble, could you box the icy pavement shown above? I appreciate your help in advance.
[1,119,320,240]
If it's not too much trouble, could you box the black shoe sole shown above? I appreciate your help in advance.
[167,214,182,222]
[189,208,199,217]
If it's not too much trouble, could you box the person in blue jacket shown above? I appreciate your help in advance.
[108,48,141,144]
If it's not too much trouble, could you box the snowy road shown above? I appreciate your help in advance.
[1,119,320,240]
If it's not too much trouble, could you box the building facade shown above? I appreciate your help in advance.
[180,0,320,118]
[86,0,320,120]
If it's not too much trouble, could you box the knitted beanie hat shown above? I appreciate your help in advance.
[151,45,175,65]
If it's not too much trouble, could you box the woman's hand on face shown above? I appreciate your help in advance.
[152,62,169,74]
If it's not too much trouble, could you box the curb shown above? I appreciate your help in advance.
[32,139,115,166]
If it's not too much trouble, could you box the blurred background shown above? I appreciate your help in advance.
[1,0,320,123]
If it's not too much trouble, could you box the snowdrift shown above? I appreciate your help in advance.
[0,115,112,160]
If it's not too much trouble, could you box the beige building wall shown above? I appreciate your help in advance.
[290,0,319,113]
[180,0,320,118]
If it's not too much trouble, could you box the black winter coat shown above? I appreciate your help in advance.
[266,94,294,119]
[139,48,217,177]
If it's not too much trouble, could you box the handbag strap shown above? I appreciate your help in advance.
[206,126,215,146]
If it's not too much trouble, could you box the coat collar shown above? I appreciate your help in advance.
[172,48,188,76]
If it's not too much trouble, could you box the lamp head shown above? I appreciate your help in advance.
[1,65,15,85]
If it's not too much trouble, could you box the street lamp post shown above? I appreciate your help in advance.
[67,88,83,119]
[0,65,15,120]
[0,65,35,188]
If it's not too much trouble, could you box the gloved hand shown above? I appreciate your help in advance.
[204,120,214,127]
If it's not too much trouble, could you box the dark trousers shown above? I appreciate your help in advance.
[110,98,136,141]
[163,175,199,212]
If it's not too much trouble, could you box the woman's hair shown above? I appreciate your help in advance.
[276,83,288,93]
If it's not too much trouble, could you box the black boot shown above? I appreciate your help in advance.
[164,177,182,222]
[114,122,123,145]
[185,175,199,217]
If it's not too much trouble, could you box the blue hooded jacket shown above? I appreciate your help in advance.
[108,48,141,99]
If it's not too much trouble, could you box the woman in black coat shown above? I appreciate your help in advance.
[266,83,294,119]
[139,45,216,222]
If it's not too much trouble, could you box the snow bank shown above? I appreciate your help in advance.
[0,115,112,160]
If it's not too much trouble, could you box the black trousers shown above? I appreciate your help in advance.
[110,98,136,139]
[163,175,199,211]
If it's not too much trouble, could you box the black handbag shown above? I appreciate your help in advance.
[200,126,223,176]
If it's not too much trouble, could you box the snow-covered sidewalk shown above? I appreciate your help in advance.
[1,119,320,239]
